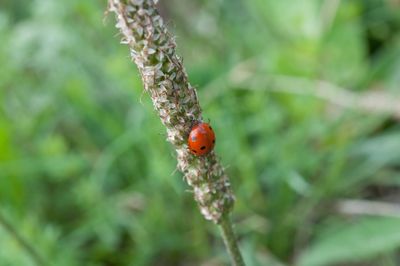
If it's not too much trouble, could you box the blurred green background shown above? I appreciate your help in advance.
[1,0,400,265]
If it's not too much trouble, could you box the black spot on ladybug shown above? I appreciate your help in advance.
[209,126,213,130]
[200,146,206,150]
[191,149,197,153]
[191,136,197,141]
[212,139,215,144]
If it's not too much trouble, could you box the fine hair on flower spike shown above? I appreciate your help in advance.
[108,0,235,223]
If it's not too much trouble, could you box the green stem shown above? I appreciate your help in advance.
[219,215,245,266]
[0,212,46,266]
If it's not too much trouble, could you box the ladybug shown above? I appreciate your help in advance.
[188,122,216,156]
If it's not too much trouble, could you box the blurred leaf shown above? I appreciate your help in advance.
[299,217,400,266]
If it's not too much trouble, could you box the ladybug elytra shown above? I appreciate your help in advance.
[188,122,215,156]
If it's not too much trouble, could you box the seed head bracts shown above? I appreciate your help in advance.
[108,0,235,223]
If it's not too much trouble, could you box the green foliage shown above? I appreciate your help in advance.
[1,0,400,265]
[299,217,400,266]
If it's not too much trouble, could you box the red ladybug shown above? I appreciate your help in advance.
[188,122,216,156]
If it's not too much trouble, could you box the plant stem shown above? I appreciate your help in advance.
[219,215,245,266]
[0,212,46,266]
[108,1,245,264]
